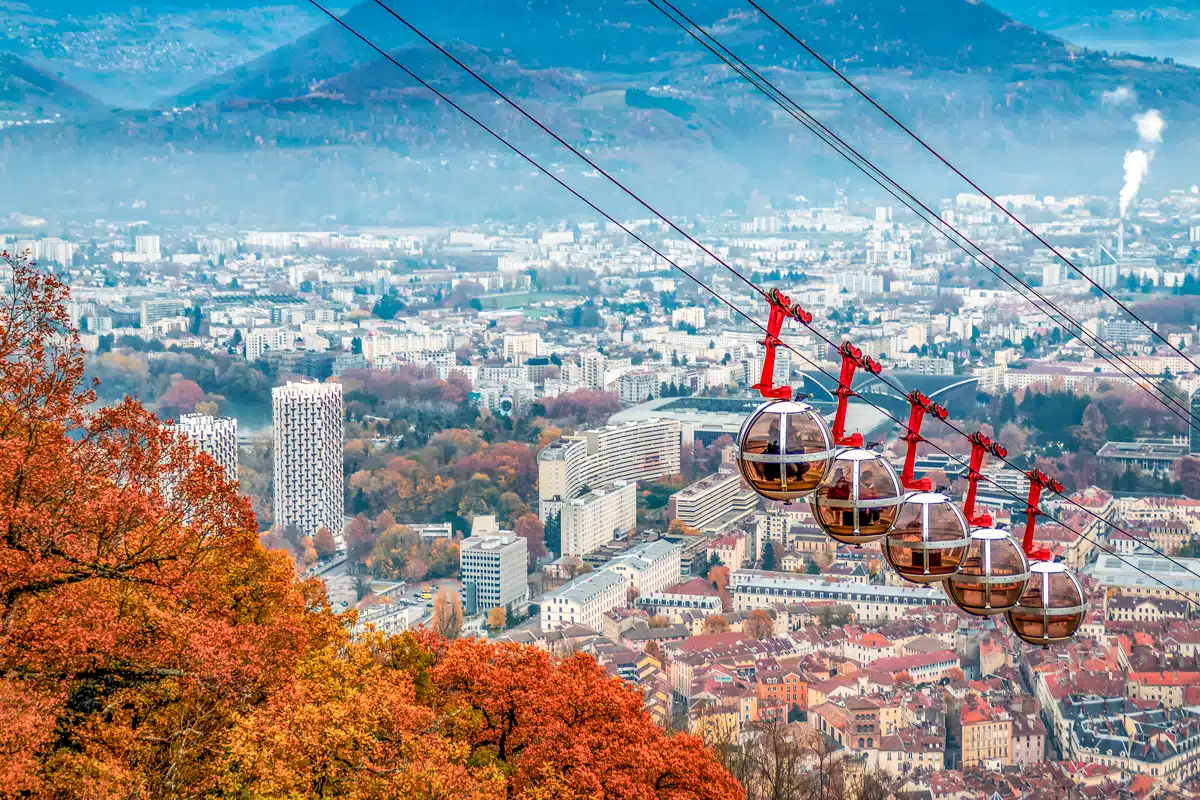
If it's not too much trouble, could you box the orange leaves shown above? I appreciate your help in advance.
[427,640,741,800]
[223,637,499,800]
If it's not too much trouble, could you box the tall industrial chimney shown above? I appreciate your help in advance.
[1118,220,1125,260]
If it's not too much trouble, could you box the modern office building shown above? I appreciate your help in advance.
[561,480,637,557]
[580,351,607,390]
[140,298,187,327]
[169,413,238,482]
[272,380,343,538]
[538,418,681,519]
[460,533,529,616]
[668,469,758,532]
[540,568,627,632]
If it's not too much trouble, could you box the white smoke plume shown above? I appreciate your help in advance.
[1102,86,1136,106]
[1119,109,1166,217]
[1134,109,1165,144]
[1120,150,1150,217]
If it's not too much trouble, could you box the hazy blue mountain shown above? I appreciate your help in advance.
[0,52,107,116]
[4,0,1200,225]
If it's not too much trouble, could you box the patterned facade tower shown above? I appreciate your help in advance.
[272,381,344,537]
[170,413,238,482]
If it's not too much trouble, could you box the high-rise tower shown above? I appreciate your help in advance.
[272,381,343,537]
[169,413,238,482]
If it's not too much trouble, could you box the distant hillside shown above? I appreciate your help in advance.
[0,52,105,116]
[6,0,1200,225]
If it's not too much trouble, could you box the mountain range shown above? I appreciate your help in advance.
[2,0,1198,225]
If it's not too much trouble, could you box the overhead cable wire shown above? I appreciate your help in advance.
[647,0,1200,434]
[743,0,1200,377]
[303,0,1200,605]
[365,0,1200,594]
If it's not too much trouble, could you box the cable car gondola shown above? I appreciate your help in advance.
[736,287,1085,643]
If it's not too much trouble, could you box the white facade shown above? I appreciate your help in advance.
[619,371,660,405]
[604,538,682,595]
[502,332,542,364]
[670,470,757,531]
[538,418,682,518]
[247,327,294,361]
[460,533,529,614]
[540,568,627,632]
[134,234,161,260]
[170,413,238,482]
[140,298,187,327]
[580,351,607,389]
[272,381,344,537]
[561,480,638,558]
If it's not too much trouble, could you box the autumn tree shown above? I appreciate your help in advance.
[895,671,915,687]
[0,250,339,796]
[644,640,666,666]
[709,565,731,593]
[648,614,671,629]
[0,252,743,800]
[313,525,337,558]
[513,511,547,564]
[745,609,774,640]
[343,513,376,565]
[487,606,507,631]
[431,589,464,640]
[702,615,731,635]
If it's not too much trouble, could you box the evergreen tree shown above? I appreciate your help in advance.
[761,541,778,571]
[543,513,561,556]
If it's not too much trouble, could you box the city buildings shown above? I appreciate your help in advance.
[168,412,238,481]
[460,533,529,616]
[271,380,344,537]
[603,539,682,595]
[538,419,681,518]
[541,568,627,632]
[668,470,758,533]
[729,570,951,621]
[561,480,638,558]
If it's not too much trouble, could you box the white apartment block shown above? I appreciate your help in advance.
[134,234,162,260]
[502,332,543,364]
[619,371,660,405]
[729,570,949,623]
[580,351,607,389]
[562,480,638,558]
[604,538,682,595]
[669,469,758,532]
[538,418,682,519]
[671,307,706,329]
[272,381,344,538]
[540,568,627,632]
[169,413,238,482]
[247,327,295,361]
[140,298,187,327]
[460,533,529,614]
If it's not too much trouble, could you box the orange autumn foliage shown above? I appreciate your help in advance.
[0,251,742,800]
[0,251,341,797]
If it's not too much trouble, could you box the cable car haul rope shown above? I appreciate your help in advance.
[305,0,1200,647]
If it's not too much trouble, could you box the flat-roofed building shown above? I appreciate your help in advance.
[541,568,627,632]
[668,469,757,532]
[1097,440,1188,475]
[561,480,637,558]
[168,412,238,482]
[538,419,681,519]
[460,533,529,616]
[729,570,949,622]
[1088,553,1200,605]
[604,538,682,595]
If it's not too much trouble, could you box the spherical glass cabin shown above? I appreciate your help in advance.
[735,400,835,502]
[809,448,904,546]
[1006,561,1086,646]
[944,528,1030,616]
[884,492,971,584]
